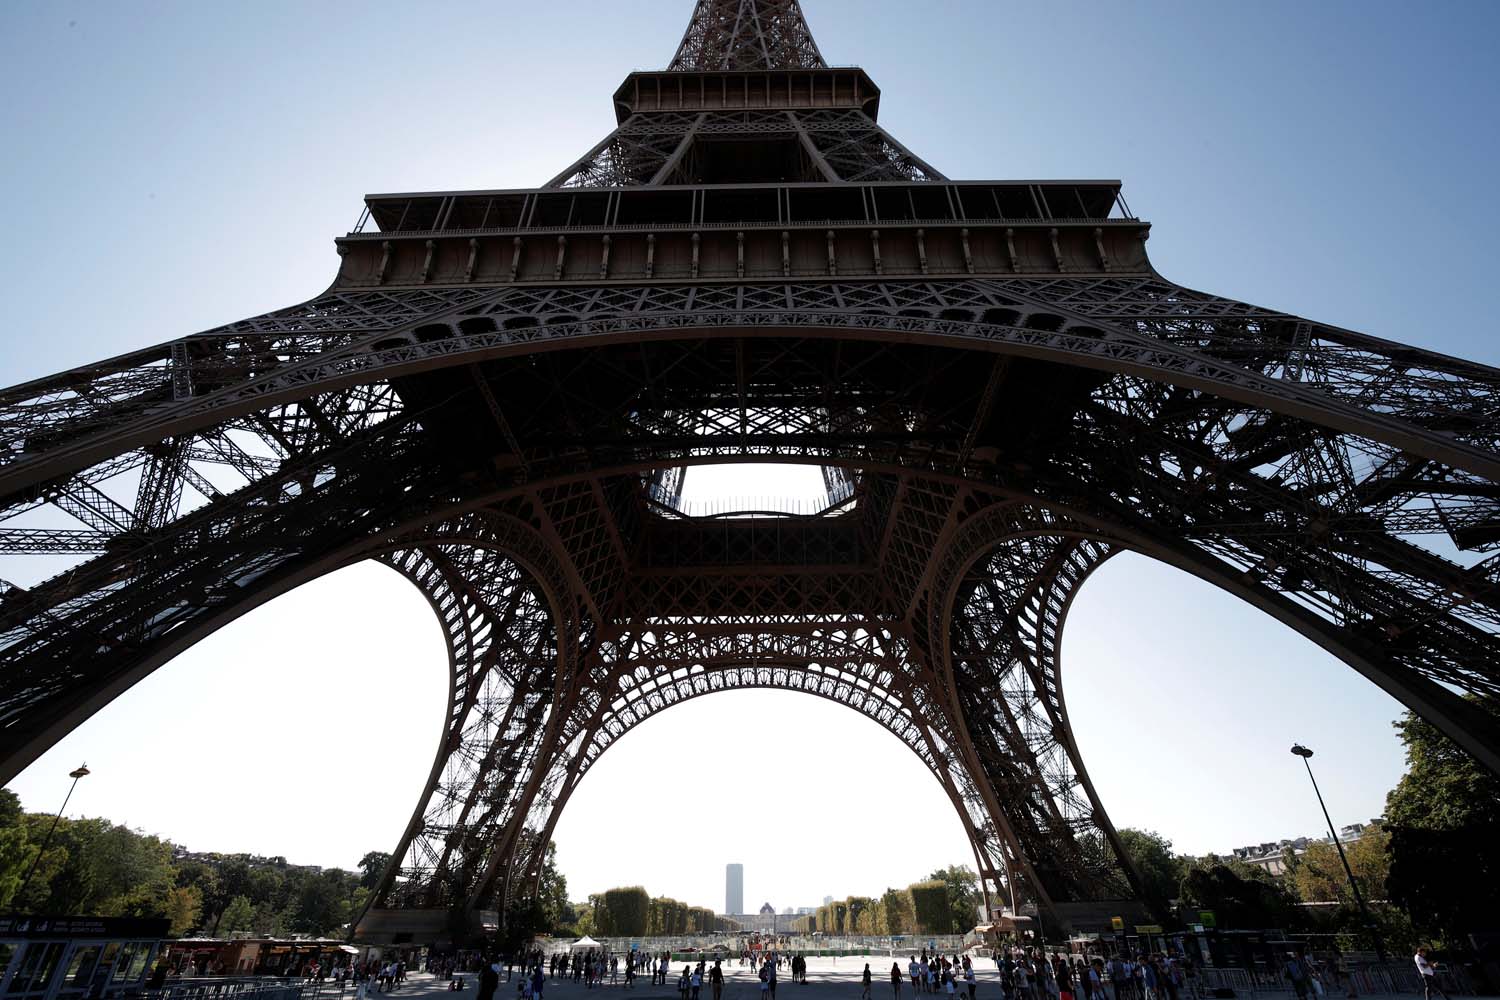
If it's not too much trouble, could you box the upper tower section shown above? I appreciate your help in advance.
[536,0,937,186]
[669,0,826,71]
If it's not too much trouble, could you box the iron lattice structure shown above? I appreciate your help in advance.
[4,0,1500,943]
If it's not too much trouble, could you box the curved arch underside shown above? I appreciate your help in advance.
[4,269,1500,939]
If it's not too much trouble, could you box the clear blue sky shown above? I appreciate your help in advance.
[3,1,1498,912]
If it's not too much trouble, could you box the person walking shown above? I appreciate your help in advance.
[965,961,977,1000]
[1414,948,1449,1000]
[711,962,725,1000]
[479,961,500,1000]
[1282,954,1309,1000]
[863,965,874,1000]
[893,963,906,1000]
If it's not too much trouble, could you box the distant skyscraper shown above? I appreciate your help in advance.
[726,863,744,915]
[823,895,833,907]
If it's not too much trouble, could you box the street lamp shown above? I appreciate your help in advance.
[13,764,91,909]
[1289,745,1386,963]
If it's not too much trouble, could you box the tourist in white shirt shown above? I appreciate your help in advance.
[1414,948,1448,1000]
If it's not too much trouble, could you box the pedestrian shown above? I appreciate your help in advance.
[1414,948,1449,1000]
[893,963,905,1000]
[965,962,977,1000]
[712,962,725,1000]
[478,961,500,1000]
[1282,954,1308,1000]
[863,965,873,1000]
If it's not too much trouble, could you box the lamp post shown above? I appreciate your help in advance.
[1289,745,1386,963]
[13,763,90,908]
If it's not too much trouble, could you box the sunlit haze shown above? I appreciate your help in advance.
[5,0,1496,914]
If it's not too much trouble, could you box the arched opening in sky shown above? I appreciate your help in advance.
[549,687,976,914]
[4,561,451,870]
[1062,552,1405,856]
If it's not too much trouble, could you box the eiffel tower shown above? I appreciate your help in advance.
[3,0,1500,944]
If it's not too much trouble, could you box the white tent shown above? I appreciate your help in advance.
[570,936,603,952]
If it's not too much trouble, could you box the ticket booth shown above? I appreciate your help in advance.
[0,916,168,1000]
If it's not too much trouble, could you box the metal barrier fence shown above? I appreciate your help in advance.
[144,977,327,1000]
[563,935,970,958]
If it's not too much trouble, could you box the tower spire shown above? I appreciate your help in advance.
[669,0,826,71]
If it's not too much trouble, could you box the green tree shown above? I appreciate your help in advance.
[250,900,286,936]
[1179,859,1301,930]
[602,886,650,937]
[846,896,876,934]
[908,881,950,934]
[502,896,549,956]
[0,790,31,909]
[1290,826,1390,905]
[573,902,597,936]
[880,888,914,934]
[289,869,350,935]
[1383,704,1500,945]
[34,818,174,917]
[174,861,222,928]
[358,852,392,891]
[927,865,981,934]
[166,885,203,936]
[219,895,255,935]
[1117,828,1186,912]
[537,844,569,931]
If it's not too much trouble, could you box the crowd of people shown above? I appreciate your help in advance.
[981,948,1192,1000]
[386,940,1444,1000]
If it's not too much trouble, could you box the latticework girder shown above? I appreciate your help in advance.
[669,0,825,71]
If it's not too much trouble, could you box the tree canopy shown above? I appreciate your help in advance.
[1383,703,1500,945]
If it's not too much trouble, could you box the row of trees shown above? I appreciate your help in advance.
[1115,706,1500,951]
[3,706,1491,952]
[789,865,983,936]
[568,886,738,937]
[0,788,390,939]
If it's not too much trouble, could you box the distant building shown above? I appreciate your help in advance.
[726,863,744,916]
[795,907,815,916]
[823,896,833,907]
[1227,821,1378,876]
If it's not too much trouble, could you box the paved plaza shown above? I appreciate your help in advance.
[371,962,1498,1000]
[389,960,1002,1000]
[366,965,1500,1000]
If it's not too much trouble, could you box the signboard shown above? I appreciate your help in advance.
[0,915,170,938]
[1134,925,1164,935]
[1198,910,1216,928]
[1110,917,1125,932]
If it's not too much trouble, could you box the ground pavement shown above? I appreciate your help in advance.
[381,960,1498,1000]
